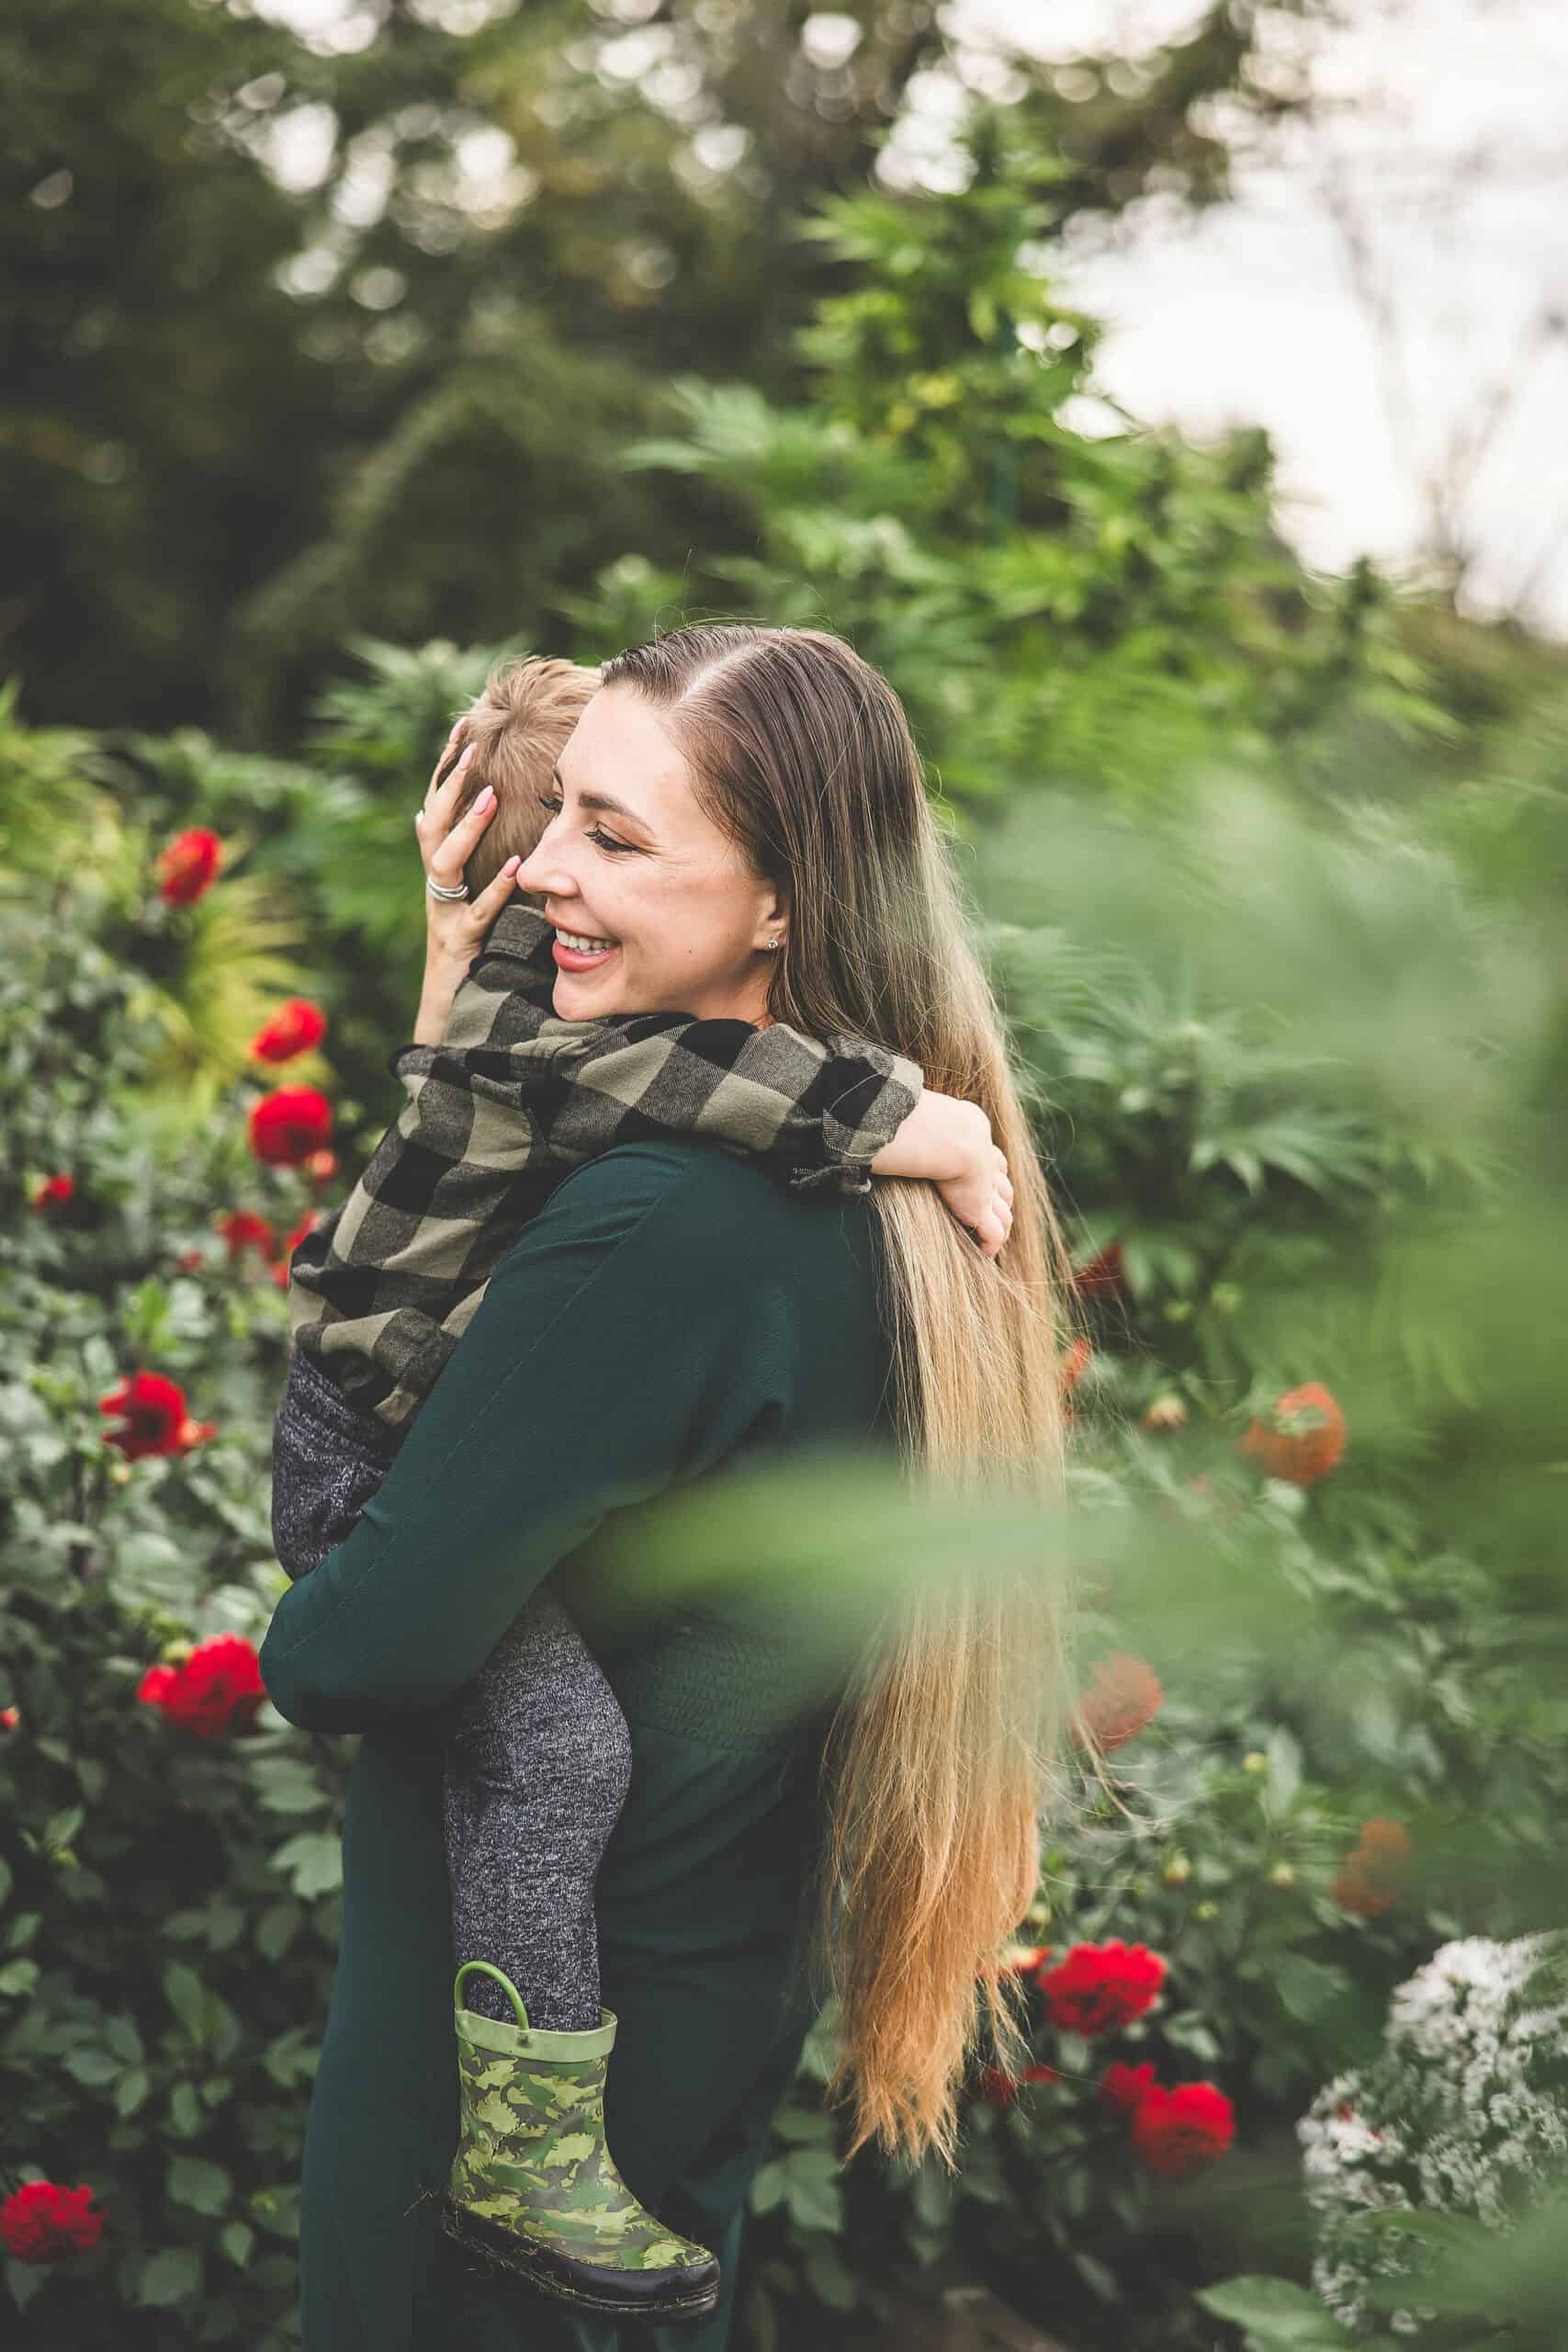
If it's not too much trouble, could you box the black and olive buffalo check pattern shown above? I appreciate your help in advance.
[286,901,923,1432]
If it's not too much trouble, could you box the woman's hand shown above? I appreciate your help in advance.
[411,719,523,1045]
[870,1091,1015,1259]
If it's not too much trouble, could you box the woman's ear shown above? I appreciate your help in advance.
[757,883,790,947]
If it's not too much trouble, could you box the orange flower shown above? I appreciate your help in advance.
[155,828,222,906]
[1074,1653,1164,1755]
[271,1207,321,1289]
[1072,1240,1125,1297]
[1238,1382,1346,1485]
[1330,1817,1412,1917]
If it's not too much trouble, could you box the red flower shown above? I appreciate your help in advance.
[976,2062,1059,2109]
[175,1249,206,1273]
[215,1209,276,1263]
[1059,1336,1092,1420]
[136,1633,265,1738]
[156,828,222,907]
[251,998,327,1064]
[1129,2080,1235,2178]
[0,2179,106,2263]
[30,1173,75,1211]
[1074,1653,1164,1755]
[0,1706,18,1732]
[1330,1817,1413,1917]
[1072,1240,1125,1296]
[271,1206,321,1289]
[1038,1939,1168,2036]
[1099,2060,1159,2118]
[248,1086,333,1168]
[99,1370,212,1462]
[1238,1383,1346,1486]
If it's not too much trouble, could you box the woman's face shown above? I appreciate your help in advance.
[515,686,788,1026]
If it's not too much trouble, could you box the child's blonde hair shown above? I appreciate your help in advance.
[439,655,602,896]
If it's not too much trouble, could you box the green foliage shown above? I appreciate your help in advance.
[7,0,1314,741]
[0,916,342,2346]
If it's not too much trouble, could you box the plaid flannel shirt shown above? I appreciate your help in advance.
[285,900,922,1436]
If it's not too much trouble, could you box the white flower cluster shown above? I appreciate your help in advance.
[1295,1931,1568,2336]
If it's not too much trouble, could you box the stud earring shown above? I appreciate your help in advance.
[766,937,782,951]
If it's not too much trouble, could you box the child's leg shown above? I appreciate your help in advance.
[438,1589,633,2030]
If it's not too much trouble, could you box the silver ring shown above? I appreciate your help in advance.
[425,876,469,902]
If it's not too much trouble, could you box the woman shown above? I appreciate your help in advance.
[259,624,1081,2351]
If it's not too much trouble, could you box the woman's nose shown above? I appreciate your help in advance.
[516,842,571,895]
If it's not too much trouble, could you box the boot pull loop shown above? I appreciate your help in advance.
[454,1961,531,2036]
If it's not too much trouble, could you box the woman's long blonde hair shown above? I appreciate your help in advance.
[599,624,1085,2173]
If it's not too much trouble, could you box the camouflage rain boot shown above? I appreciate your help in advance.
[439,1959,721,2322]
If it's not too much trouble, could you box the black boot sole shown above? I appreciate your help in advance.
[438,2194,722,2324]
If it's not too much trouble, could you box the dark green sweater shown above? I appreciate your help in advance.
[258,1139,897,2352]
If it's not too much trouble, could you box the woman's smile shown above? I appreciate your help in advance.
[550,921,620,972]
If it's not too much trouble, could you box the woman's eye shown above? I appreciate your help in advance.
[533,790,633,855]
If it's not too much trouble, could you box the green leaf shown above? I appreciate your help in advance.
[1195,2276,1357,2345]
[164,1960,211,2043]
[750,2159,787,2214]
[64,2044,123,2086]
[134,2245,203,2307]
[168,2081,202,2138]
[219,2221,254,2271]
[168,2154,232,2216]
[803,2234,860,2310]
[0,1957,40,1997]
[272,1830,342,1899]
[105,2013,145,2066]
[115,2066,152,2119]
[6,2256,46,2313]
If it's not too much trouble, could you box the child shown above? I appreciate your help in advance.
[270,656,982,2317]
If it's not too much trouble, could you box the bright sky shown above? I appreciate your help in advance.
[948,0,1568,639]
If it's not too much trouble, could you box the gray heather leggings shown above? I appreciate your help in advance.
[434,1589,633,2029]
[271,1346,632,2032]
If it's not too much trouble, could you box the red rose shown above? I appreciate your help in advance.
[1038,1939,1168,2036]
[0,2179,106,2263]
[251,998,327,1065]
[1074,1653,1164,1755]
[0,1706,18,1731]
[1099,2060,1158,2118]
[1238,1382,1346,1486]
[156,828,222,907]
[1072,1240,1125,1296]
[248,1086,333,1168]
[136,1633,265,1738]
[215,1209,276,1263]
[976,2062,1059,2109]
[1330,1816,1412,1917]
[30,1173,75,1211]
[1129,2080,1235,2178]
[99,1370,191,1461]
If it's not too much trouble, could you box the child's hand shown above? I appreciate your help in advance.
[411,722,523,1043]
[871,1091,1015,1259]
